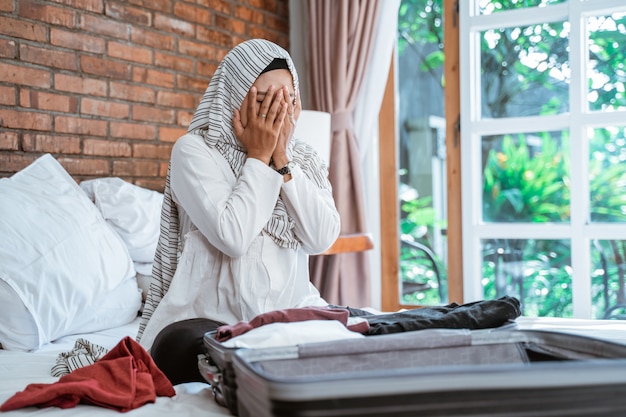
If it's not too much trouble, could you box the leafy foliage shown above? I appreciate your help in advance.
[397,0,626,316]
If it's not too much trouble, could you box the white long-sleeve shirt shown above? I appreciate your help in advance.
[139,133,340,349]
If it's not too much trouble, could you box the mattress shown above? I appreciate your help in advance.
[0,317,230,416]
[3,315,626,416]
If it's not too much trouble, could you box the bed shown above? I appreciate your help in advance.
[0,154,231,416]
[2,154,626,416]
[0,317,231,416]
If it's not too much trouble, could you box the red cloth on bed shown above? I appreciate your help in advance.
[0,336,175,412]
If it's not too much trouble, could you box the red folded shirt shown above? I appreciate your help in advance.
[215,306,370,342]
[1,336,175,412]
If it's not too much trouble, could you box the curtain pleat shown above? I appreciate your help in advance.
[306,0,380,307]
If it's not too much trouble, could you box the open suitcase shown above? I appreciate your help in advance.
[203,327,626,417]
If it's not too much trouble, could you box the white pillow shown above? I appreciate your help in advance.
[0,154,141,351]
[80,177,163,264]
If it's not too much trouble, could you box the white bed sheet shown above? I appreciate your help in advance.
[3,315,626,417]
[0,317,230,417]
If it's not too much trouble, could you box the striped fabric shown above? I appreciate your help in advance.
[50,338,109,377]
[137,39,331,342]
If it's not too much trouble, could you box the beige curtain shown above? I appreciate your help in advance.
[306,0,380,308]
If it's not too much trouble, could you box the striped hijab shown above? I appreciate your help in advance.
[137,39,331,341]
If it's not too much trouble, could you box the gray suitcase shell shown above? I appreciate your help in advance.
[228,328,626,417]
[199,330,240,415]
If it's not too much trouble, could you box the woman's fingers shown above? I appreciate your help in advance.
[267,89,284,123]
[257,85,275,120]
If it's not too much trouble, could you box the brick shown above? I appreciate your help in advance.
[176,74,210,93]
[0,153,38,173]
[198,0,231,14]
[51,28,106,54]
[174,2,212,24]
[134,178,165,192]
[0,39,16,59]
[110,121,156,140]
[153,13,194,37]
[197,26,232,47]
[235,5,263,24]
[58,156,110,176]
[81,55,131,80]
[0,85,16,106]
[177,110,194,127]
[105,2,151,26]
[81,97,130,119]
[132,105,175,123]
[110,82,155,104]
[178,38,215,59]
[22,133,81,154]
[19,44,78,71]
[126,0,171,13]
[197,61,218,77]
[133,142,172,159]
[79,14,129,39]
[0,0,14,12]
[113,159,158,176]
[265,13,288,32]
[156,90,197,109]
[249,27,282,44]
[130,27,175,51]
[0,109,51,131]
[0,62,51,88]
[83,138,132,157]
[0,131,19,150]
[158,160,169,176]
[248,0,278,14]
[20,90,78,113]
[0,16,47,42]
[215,46,231,62]
[19,0,77,28]
[159,126,186,143]
[155,51,194,73]
[55,115,107,136]
[54,73,107,97]
[215,15,246,35]
[47,0,104,13]
[108,41,153,64]
[132,67,175,88]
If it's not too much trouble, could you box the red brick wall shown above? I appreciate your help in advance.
[0,0,289,191]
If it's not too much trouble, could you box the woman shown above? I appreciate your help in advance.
[136,39,340,384]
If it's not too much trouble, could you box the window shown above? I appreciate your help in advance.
[381,0,462,312]
[460,0,626,318]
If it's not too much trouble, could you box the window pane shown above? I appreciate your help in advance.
[592,240,626,319]
[587,13,626,112]
[479,0,566,15]
[481,22,569,118]
[589,126,626,223]
[400,237,447,306]
[482,238,573,317]
[482,130,570,223]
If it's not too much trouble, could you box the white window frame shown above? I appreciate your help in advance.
[460,0,626,318]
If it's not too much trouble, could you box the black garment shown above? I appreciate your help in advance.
[361,296,521,335]
[150,318,225,385]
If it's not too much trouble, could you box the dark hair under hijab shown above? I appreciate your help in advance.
[260,58,290,74]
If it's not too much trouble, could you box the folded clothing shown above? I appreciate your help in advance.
[363,296,522,335]
[215,306,370,341]
[0,336,175,412]
[51,338,109,377]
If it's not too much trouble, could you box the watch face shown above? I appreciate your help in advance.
[277,161,295,175]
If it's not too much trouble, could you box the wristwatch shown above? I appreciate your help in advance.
[276,161,296,175]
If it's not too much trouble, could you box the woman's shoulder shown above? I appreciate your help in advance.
[173,132,205,150]
[172,132,218,158]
